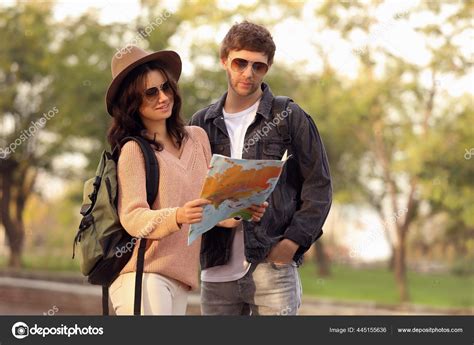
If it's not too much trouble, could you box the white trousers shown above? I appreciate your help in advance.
[109,272,189,315]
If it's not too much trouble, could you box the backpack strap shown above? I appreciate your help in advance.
[103,136,160,315]
[134,238,147,315]
[272,96,293,146]
[124,136,160,205]
[102,286,109,315]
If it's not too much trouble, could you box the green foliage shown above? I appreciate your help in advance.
[1,0,472,272]
[310,0,473,241]
[300,264,474,308]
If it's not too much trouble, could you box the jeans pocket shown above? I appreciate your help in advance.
[267,261,292,270]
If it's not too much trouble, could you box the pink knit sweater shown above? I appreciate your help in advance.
[117,126,211,291]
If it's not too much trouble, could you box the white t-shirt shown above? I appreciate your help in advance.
[200,100,260,282]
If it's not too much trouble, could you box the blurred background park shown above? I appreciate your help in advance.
[0,0,473,315]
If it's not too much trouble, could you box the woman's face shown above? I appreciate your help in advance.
[138,69,174,123]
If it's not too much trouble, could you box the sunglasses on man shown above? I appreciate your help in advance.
[229,57,269,76]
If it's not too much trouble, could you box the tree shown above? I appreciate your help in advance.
[0,3,122,267]
[0,3,56,267]
[314,0,473,302]
[0,0,197,267]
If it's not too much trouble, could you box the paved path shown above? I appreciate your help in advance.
[0,276,471,315]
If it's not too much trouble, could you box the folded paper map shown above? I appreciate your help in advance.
[188,150,290,244]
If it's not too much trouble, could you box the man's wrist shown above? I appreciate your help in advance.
[281,238,299,255]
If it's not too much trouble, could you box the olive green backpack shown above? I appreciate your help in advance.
[73,136,159,315]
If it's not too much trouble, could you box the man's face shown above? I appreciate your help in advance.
[221,50,270,97]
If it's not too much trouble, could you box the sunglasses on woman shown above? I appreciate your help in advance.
[143,81,172,103]
[229,57,269,76]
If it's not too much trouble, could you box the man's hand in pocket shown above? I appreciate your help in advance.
[267,239,299,265]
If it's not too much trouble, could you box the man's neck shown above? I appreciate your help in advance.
[224,84,262,114]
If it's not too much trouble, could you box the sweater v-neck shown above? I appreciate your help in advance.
[159,135,193,170]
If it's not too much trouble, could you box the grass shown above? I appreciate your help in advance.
[299,263,474,309]
[0,254,81,273]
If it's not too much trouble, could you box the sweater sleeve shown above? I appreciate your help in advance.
[117,141,181,240]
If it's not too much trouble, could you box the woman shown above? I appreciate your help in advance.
[105,46,267,315]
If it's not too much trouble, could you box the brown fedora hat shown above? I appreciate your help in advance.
[105,45,181,116]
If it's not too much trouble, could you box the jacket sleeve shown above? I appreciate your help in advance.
[283,103,332,253]
[117,141,182,240]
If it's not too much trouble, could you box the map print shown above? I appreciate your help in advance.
[188,150,290,244]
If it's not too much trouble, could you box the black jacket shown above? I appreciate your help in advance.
[189,83,332,269]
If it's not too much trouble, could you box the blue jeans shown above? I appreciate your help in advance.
[200,261,302,315]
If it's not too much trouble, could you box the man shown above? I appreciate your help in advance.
[190,21,332,315]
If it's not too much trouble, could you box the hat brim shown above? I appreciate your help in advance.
[106,50,181,116]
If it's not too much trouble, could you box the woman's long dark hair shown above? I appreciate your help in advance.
[107,61,188,152]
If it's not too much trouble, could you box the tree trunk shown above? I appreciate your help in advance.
[314,240,331,277]
[393,231,409,303]
[0,160,24,269]
[8,248,22,268]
